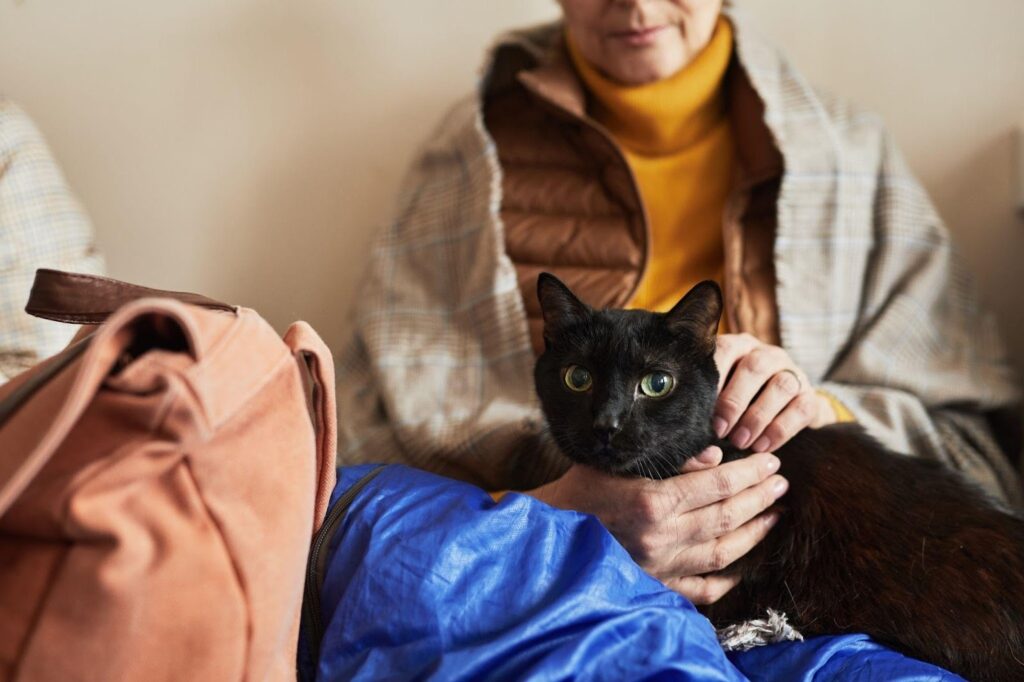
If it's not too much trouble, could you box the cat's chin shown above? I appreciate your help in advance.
[620,457,683,480]
[574,447,680,480]
[566,444,640,476]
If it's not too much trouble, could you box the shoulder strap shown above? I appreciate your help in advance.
[26,269,235,325]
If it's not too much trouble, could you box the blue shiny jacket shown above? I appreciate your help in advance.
[300,464,961,681]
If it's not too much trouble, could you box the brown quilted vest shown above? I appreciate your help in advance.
[483,35,784,355]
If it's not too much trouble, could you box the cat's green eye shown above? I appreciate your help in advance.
[563,365,593,392]
[640,371,675,398]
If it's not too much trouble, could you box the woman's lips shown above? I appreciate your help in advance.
[609,25,668,47]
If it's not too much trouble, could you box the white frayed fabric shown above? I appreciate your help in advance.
[717,609,804,652]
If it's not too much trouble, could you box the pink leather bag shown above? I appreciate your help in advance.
[0,270,337,681]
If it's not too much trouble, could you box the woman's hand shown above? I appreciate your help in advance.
[525,447,788,605]
[713,333,838,453]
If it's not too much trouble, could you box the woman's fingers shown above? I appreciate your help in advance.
[731,369,806,449]
[665,452,780,512]
[712,334,826,450]
[527,457,789,599]
[667,510,782,604]
[620,454,780,571]
[750,391,822,453]
[714,346,791,444]
[713,333,761,394]
[689,509,782,573]
[679,445,724,473]
[687,474,788,543]
[669,573,742,606]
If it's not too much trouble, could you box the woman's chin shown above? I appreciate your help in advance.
[604,51,688,86]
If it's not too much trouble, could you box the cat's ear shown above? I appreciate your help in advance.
[664,280,722,354]
[537,273,589,338]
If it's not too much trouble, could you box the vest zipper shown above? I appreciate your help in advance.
[515,79,651,307]
[301,464,388,670]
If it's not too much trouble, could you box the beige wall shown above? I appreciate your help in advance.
[2,0,1022,379]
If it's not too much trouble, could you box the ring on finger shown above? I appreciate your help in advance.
[778,368,802,392]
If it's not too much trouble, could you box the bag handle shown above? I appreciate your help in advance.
[26,269,235,325]
[283,322,338,535]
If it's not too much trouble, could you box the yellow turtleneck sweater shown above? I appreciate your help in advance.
[565,21,853,422]
[567,17,735,316]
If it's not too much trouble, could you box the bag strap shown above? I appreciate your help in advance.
[0,335,92,432]
[283,322,339,535]
[26,269,235,325]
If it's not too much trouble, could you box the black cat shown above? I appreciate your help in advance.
[533,272,1024,682]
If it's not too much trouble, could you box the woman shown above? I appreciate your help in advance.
[336,0,1021,605]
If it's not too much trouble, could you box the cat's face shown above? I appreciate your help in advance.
[534,274,723,479]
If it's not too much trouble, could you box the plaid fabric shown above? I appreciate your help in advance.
[0,100,104,382]
[337,10,1022,503]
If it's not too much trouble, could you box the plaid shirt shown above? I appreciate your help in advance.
[336,10,1022,503]
[0,100,104,382]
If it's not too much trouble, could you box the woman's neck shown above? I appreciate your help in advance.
[566,16,734,156]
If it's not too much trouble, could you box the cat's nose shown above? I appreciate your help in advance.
[593,417,621,445]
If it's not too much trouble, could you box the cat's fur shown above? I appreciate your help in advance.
[533,272,1024,682]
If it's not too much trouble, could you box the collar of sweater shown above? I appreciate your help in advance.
[566,16,733,156]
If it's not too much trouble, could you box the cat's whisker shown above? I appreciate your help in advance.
[647,458,662,483]
[642,458,656,481]
[642,459,656,482]
[645,455,663,480]
[651,451,678,480]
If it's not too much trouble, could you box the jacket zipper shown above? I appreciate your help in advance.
[514,78,651,307]
[302,464,388,668]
